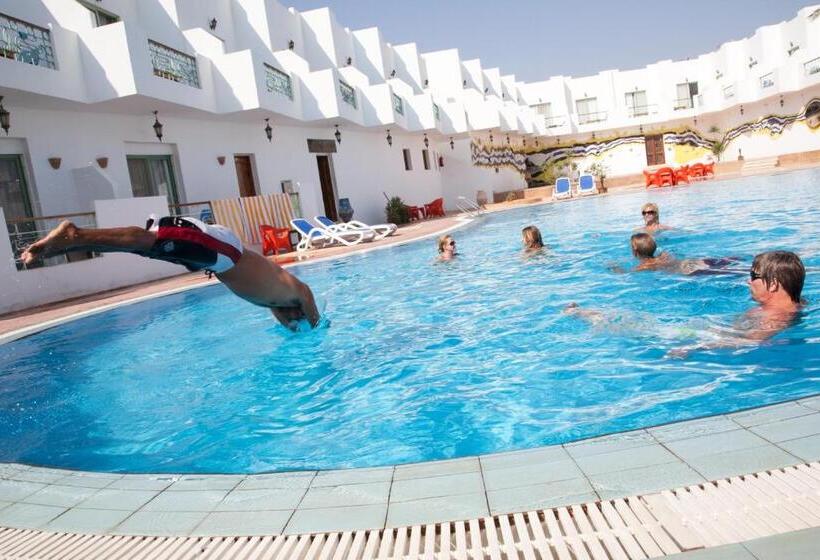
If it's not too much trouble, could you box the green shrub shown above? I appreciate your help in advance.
[385,196,410,224]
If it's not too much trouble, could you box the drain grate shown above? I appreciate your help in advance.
[1,462,818,559]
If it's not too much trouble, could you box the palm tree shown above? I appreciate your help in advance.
[710,136,727,161]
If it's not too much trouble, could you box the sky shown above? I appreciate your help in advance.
[285,0,814,83]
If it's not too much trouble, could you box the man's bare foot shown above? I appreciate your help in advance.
[20,221,78,265]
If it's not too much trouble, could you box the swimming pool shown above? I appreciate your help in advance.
[1,169,818,474]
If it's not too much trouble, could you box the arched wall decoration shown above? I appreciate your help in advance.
[470,140,528,174]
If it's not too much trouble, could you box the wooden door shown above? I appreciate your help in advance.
[644,134,665,166]
[234,155,256,197]
[316,155,338,221]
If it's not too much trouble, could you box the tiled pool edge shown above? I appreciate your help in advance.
[0,395,818,536]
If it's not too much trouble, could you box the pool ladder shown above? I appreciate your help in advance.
[456,196,484,218]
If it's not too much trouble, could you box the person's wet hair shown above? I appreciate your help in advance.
[631,233,657,258]
[751,251,805,303]
[641,202,659,217]
[522,225,544,249]
[437,234,455,253]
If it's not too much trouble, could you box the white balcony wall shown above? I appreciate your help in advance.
[464,91,501,131]
[299,68,340,121]
[405,93,436,131]
[392,43,424,93]
[462,59,484,93]
[352,27,387,84]
[299,8,336,71]
[360,83,393,127]
[437,101,468,135]
[420,49,463,98]
[176,0,235,50]
[483,68,502,98]
[79,22,137,103]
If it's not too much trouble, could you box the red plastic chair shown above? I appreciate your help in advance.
[259,224,292,256]
[689,163,705,179]
[643,169,661,188]
[405,205,425,221]
[657,167,675,187]
[424,198,445,218]
[674,165,690,185]
[703,162,715,177]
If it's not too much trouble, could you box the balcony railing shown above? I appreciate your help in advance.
[673,97,694,110]
[805,57,820,76]
[433,103,441,121]
[0,12,56,69]
[627,104,658,118]
[577,111,607,124]
[543,115,566,128]
[148,40,200,88]
[169,201,213,223]
[760,73,775,89]
[264,64,293,100]
[339,79,356,108]
[392,93,404,115]
[7,212,97,271]
[723,85,735,99]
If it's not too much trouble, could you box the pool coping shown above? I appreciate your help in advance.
[1,395,819,536]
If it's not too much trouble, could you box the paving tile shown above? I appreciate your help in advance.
[45,508,133,533]
[312,467,394,487]
[480,445,571,471]
[648,416,739,443]
[0,501,10,511]
[664,543,756,559]
[0,502,66,528]
[215,488,306,511]
[486,477,595,514]
[776,434,820,462]
[57,473,120,489]
[167,475,243,491]
[386,494,488,527]
[564,430,656,457]
[113,511,207,536]
[394,457,479,480]
[741,526,820,560]
[76,488,159,511]
[285,504,386,534]
[390,471,484,502]
[798,394,820,411]
[0,464,28,480]
[236,472,315,491]
[588,462,706,500]
[482,459,583,492]
[9,468,70,485]
[685,445,799,481]
[300,481,390,509]
[22,484,99,508]
[664,430,771,460]
[193,510,292,536]
[569,444,680,475]
[729,402,816,428]
[107,476,175,491]
[0,480,46,502]
[141,489,229,512]
[748,413,820,442]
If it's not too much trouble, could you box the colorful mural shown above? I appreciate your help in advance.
[470,140,528,174]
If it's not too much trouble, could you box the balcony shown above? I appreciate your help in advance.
[627,105,658,118]
[673,97,694,110]
[392,92,404,115]
[339,79,357,109]
[543,115,567,128]
[149,40,200,88]
[759,72,775,89]
[577,110,607,124]
[803,57,820,77]
[0,12,56,69]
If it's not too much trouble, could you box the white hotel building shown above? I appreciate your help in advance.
[0,1,819,312]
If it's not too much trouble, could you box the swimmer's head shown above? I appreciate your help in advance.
[631,233,657,259]
[438,234,456,254]
[750,251,805,304]
[521,225,544,250]
[641,203,660,224]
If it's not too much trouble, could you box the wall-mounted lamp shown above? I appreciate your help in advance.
[748,56,758,69]
[288,40,295,50]
[96,157,109,168]
[264,118,272,142]
[462,80,467,87]
[334,124,341,144]
[591,132,596,140]
[740,105,744,116]
[386,129,392,147]
[423,133,429,148]
[787,42,800,56]
[489,131,494,144]
[424,79,429,87]
[506,134,510,145]
[715,70,723,80]
[390,69,396,78]
[152,110,163,142]
[483,87,489,94]
[693,116,698,126]
[345,56,352,66]
[494,167,499,173]
[522,138,526,147]
[449,137,454,150]
[780,95,784,108]
[639,125,643,134]
[208,18,217,30]
[47,157,61,170]
[216,156,226,166]
[556,137,560,144]
[535,138,540,148]
[0,96,9,135]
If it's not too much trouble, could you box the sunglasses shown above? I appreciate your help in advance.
[642,210,657,216]
[448,240,456,246]
[749,270,763,282]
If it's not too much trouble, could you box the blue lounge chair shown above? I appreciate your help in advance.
[578,173,598,196]
[553,176,571,200]
[314,215,397,240]
[290,218,371,252]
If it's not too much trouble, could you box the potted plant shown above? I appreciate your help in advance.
[385,195,410,224]
[587,161,608,193]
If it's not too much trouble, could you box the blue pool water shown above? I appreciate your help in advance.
[1,169,819,474]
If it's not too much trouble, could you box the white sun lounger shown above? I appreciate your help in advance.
[578,173,598,196]
[314,215,397,240]
[553,176,571,200]
[290,218,372,251]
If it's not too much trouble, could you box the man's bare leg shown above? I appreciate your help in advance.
[21,221,156,265]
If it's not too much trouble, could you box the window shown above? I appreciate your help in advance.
[759,72,775,89]
[625,90,648,117]
[264,64,293,99]
[532,103,551,116]
[0,12,56,69]
[722,84,735,99]
[402,148,412,171]
[805,57,820,76]
[422,149,430,170]
[77,1,119,27]
[127,156,180,206]
[339,80,356,108]
[392,93,404,115]
[674,82,698,110]
[576,97,604,124]
[0,155,33,221]
[148,40,200,88]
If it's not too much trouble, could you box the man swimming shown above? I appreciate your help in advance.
[621,233,739,275]
[21,217,320,330]
[635,202,672,234]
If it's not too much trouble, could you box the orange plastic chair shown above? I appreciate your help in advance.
[703,162,715,177]
[424,198,445,218]
[643,170,661,188]
[657,167,675,187]
[689,163,705,179]
[405,205,424,221]
[259,224,292,256]
[674,165,690,185]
